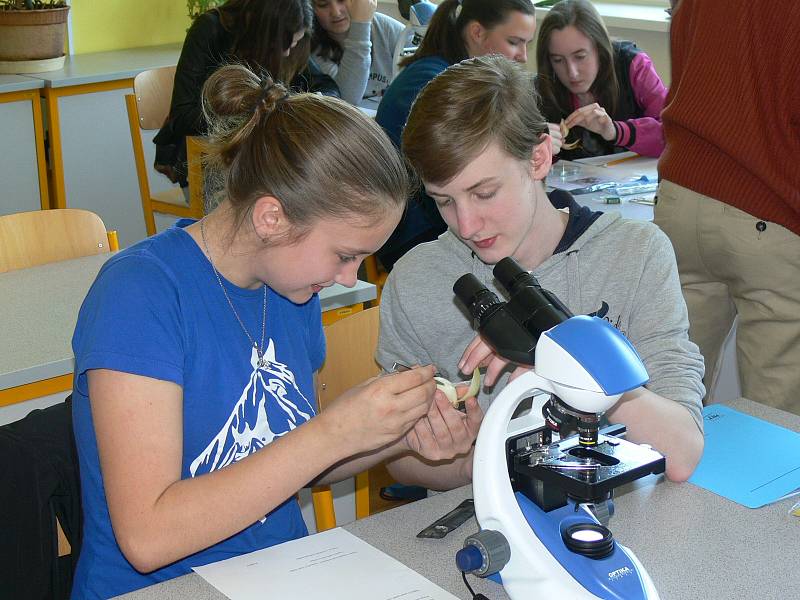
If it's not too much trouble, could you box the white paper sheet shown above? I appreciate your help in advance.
[192,527,460,600]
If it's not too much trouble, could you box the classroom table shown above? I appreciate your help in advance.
[549,152,658,222]
[114,397,799,600]
[24,44,183,247]
[0,253,376,409]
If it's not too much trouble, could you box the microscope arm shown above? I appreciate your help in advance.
[471,370,609,598]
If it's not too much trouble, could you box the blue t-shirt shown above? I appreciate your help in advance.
[71,220,325,599]
[376,54,449,149]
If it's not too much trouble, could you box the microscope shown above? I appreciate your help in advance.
[453,257,664,600]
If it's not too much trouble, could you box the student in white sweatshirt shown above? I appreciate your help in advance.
[311,0,405,105]
[377,56,705,489]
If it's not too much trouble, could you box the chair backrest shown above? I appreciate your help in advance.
[126,65,206,236]
[317,307,382,408]
[132,65,176,131]
[0,209,113,274]
[313,307,395,531]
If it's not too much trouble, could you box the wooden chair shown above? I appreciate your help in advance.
[125,66,204,236]
[312,306,408,531]
[0,210,117,567]
[0,208,118,274]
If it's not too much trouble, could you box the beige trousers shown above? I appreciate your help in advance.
[655,180,800,415]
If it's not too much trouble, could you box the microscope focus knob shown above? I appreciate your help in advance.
[456,530,511,577]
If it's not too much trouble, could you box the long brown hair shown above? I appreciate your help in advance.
[215,0,314,83]
[311,1,344,64]
[402,55,548,186]
[401,0,535,67]
[202,64,409,240]
[535,0,619,118]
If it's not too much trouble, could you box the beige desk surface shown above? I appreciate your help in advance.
[114,397,800,600]
[550,152,658,222]
[0,253,375,392]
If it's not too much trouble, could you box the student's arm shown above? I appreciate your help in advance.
[333,19,373,105]
[310,0,378,105]
[606,226,704,481]
[90,365,435,573]
[605,386,702,482]
[384,393,481,491]
[376,272,483,491]
[613,51,668,158]
[318,389,481,488]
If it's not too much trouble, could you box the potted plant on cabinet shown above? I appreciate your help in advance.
[187,0,224,20]
[0,0,70,74]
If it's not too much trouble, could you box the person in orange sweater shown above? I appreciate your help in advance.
[655,0,800,415]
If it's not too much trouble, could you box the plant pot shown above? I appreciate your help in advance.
[0,6,69,73]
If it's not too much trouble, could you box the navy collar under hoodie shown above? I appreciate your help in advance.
[549,189,603,254]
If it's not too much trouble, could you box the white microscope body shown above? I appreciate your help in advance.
[471,355,660,599]
[452,258,663,600]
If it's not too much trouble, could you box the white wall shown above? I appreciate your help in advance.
[604,25,670,84]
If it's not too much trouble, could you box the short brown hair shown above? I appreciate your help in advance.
[202,64,409,239]
[402,55,548,186]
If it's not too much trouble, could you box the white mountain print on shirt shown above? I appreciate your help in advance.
[189,339,316,478]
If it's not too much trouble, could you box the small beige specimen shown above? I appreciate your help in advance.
[560,119,581,150]
[434,368,481,409]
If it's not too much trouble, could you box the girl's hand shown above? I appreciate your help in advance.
[404,390,483,461]
[323,365,436,455]
[565,103,616,142]
[347,0,378,23]
[547,122,564,155]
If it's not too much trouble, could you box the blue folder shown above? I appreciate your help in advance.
[688,404,800,508]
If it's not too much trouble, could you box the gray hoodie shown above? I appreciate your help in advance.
[377,211,705,430]
[311,12,405,106]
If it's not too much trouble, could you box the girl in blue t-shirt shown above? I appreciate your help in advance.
[70,64,466,599]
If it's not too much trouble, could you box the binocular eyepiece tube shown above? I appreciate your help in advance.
[453,257,573,366]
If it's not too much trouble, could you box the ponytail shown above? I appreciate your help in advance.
[402,0,535,67]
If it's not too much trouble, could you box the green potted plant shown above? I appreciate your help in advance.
[0,0,70,74]
[187,0,224,20]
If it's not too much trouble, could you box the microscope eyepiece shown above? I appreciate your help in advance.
[492,258,573,335]
[453,273,503,325]
[453,258,575,366]
[453,271,539,365]
[493,256,540,296]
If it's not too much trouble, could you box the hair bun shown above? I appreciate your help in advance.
[202,64,289,123]
[202,64,291,169]
[253,77,290,116]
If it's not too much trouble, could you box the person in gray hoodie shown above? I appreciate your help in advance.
[377,55,705,488]
[311,0,405,106]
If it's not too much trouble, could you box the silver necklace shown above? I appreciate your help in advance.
[200,219,268,368]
